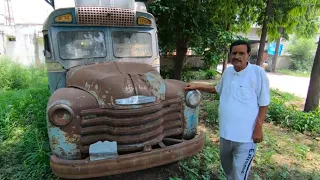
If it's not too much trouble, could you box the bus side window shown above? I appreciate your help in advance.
[43,34,52,58]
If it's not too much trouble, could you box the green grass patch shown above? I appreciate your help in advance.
[0,85,53,179]
[277,69,311,78]
[0,56,48,92]
[270,88,301,102]
[179,135,226,180]
[0,58,54,179]
[252,125,320,180]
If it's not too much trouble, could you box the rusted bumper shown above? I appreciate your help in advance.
[50,132,205,179]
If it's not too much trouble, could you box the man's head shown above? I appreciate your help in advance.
[229,40,251,72]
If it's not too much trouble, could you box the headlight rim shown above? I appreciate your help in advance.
[48,104,74,126]
[185,90,201,108]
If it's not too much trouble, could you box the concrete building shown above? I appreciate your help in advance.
[0,24,44,66]
[0,0,51,66]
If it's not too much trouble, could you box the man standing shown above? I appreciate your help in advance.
[185,40,270,180]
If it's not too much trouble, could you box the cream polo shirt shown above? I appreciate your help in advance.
[215,63,270,143]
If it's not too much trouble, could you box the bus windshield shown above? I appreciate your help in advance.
[112,31,152,58]
[58,31,107,60]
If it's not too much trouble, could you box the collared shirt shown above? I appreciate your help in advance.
[215,63,270,143]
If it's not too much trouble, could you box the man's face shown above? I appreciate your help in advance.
[230,44,251,71]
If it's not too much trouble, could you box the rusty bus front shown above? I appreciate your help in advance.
[43,0,204,179]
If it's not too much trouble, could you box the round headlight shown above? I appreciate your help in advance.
[49,104,74,126]
[186,90,201,108]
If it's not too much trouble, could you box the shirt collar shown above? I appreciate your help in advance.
[233,62,251,76]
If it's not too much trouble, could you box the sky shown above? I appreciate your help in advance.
[0,0,74,24]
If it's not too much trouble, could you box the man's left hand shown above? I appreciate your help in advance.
[253,122,263,143]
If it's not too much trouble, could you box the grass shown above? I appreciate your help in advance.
[0,56,47,92]
[277,69,311,78]
[0,59,54,180]
[176,88,320,180]
[270,88,301,102]
[252,124,320,180]
[0,86,53,180]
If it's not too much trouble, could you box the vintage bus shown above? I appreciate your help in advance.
[43,0,204,179]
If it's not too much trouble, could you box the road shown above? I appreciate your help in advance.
[266,73,310,99]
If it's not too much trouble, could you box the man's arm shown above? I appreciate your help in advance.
[185,84,217,94]
[256,106,268,127]
[186,69,225,94]
[253,106,268,143]
[253,68,271,143]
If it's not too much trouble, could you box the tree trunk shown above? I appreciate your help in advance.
[222,24,230,73]
[172,39,188,80]
[304,38,320,112]
[272,36,281,72]
[222,57,228,73]
[257,0,273,66]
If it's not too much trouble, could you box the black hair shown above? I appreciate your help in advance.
[229,40,251,53]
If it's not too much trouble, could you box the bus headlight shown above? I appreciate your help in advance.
[49,104,74,126]
[186,90,201,108]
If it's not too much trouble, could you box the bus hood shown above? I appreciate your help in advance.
[66,61,166,109]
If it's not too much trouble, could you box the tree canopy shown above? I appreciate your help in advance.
[256,0,320,67]
[147,0,264,79]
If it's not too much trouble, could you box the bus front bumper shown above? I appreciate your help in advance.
[50,132,205,179]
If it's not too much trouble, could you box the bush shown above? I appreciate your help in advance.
[160,65,174,79]
[204,69,218,80]
[0,57,47,91]
[203,94,219,127]
[287,36,317,72]
[160,65,217,82]
[267,96,320,135]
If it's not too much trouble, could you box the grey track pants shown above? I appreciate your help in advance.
[220,137,256,180]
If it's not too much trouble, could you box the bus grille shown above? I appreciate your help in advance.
[80,98,183,154]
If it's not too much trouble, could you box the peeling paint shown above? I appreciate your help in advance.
[48,125,81,160]
[89,90,106,107]
[183,104,199,139]
[76,95,87,99]
[138,84,147,91]
[144,72,166,101]
[124,84,135,94]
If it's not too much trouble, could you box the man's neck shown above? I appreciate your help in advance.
[234,62,248,72]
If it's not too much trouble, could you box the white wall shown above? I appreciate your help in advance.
[0,24,45,66]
